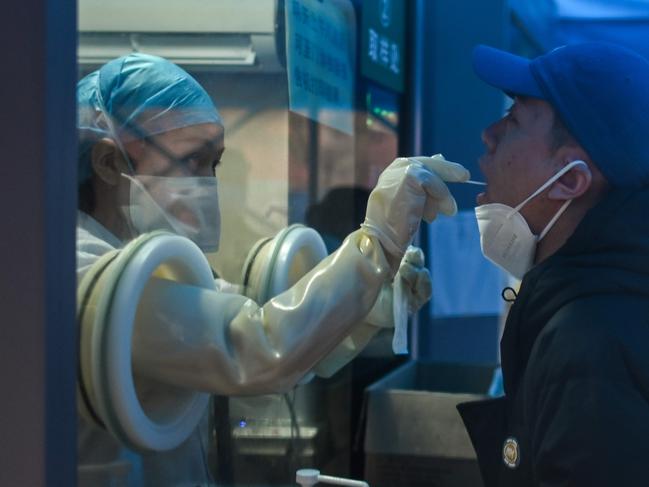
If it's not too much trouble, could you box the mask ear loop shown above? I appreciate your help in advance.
[537,160,587,240]
[507,160,587,218]
[538,199,572,241]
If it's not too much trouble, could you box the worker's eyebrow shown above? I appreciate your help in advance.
[176,137,223,159]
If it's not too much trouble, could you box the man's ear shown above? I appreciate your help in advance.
[91,138,127,186]
[548,151,593,201]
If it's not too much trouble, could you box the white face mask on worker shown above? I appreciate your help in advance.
[122,174,221,252]
[474,160,586,280]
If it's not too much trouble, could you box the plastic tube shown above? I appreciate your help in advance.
[296,469,370,487]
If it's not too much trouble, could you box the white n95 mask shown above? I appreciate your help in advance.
[475,160,586,279]
[123,174,221,252]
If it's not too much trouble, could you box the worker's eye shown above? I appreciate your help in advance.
[181,152,202,165]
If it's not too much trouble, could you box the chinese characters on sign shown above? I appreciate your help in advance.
[361,0,405,92]
[367,28,400,75]
[286,0,355,134]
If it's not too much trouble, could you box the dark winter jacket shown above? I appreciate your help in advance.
[458,188,649,486]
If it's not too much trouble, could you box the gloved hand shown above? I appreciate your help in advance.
[399,246,432,314]
[362,154,470,263]
[364,245,431,328]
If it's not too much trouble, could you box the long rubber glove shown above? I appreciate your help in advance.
[132,229,390,395]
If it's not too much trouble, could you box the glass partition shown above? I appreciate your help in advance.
[76,1,405,485]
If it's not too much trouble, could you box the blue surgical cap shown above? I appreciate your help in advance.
[78,53,223,182]
[473,43,649,188]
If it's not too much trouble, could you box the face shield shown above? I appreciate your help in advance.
[77,52,224,251]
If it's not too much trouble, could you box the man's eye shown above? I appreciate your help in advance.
[183,153,202,164]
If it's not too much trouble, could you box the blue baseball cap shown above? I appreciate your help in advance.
[473,42,649,188]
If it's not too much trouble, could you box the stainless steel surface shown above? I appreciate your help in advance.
[363,361,494,487]
[365,389,480,458]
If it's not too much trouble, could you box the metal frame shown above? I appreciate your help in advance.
[0,0,78,485]
[407,0,427,360]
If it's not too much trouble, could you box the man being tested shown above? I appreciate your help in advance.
[460,42,649,486]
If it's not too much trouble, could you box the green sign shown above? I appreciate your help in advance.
[361,0,405,93]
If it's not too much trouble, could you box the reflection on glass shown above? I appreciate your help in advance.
[76,0,404,485]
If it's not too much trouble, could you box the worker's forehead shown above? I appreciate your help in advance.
[154,123,224,149]
[164,123,223,141]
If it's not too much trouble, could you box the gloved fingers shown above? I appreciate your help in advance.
[404,154,468,219]
[403,245,425,268]
[408,154,470,183]
[423,197,454,221]
[406,268,432,314]
[377,157,410,181]
[414,268,432,304]
[397,264,431,313]
[416,168,458,219]
[398,261,432,299]
[400,247,429,309]
[398,261,420,288]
